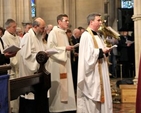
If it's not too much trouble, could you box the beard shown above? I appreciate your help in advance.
[36,32,43,38]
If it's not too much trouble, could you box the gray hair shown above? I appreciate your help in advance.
[5,19,16,28]
[87,13,101,25]
[32,20,40,27]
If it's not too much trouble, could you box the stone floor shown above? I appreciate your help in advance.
[69,78,136,113]
[68,103,135,113]
[113,103,135,113]
[111,78,136,113]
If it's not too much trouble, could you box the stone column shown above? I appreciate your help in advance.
[63,0,76,29]
[23,0,32,24]
[108,0,115,26]
[15,0,24,27]
[3,0,16,24]
[0,0,4,27]
[63,0,70,16]
[70,0,76,29]
[132,0,141,84]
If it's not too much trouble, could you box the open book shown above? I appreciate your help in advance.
[73,43,79,48]
[3,45,21,53]
[110,45,118,49]
[46,48,59,55]
[126,40,134,45]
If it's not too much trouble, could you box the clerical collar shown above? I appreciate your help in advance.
[91,30,98,35]
[57,26,67,32]
[8,31,16,36]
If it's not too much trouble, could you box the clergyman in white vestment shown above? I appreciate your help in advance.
[2,19,20,79]
[47,14,76,113]
[19,17,46,77]
[18,18,46,113]
[77,13,113,113]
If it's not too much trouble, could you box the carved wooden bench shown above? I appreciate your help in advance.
[0,51,51,113]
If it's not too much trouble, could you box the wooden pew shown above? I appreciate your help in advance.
[0,51,51,113]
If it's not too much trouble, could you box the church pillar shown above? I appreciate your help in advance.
[2,0,31,28]
[63,0,70,16]
[0,0,4,27]
[3,0,16,24]
[63,0,76,29]
[108,0,115,26]
[23,0,32,24]
[132,0,141,84]
[15,0,24,27]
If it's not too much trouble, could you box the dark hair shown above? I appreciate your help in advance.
[66,29,72,33]
[0,27,5,34]
[57,14,68,23]
[5,19,16,28]
[24,23,32,26]
[78,26,85,31]
[87,13,101,25]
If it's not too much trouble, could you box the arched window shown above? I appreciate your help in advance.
[121,0,134,8]
[31,0,36,17]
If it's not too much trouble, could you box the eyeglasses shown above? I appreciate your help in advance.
[62,20,69,23]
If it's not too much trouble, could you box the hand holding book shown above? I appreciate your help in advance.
[110,45,118,49]
[3,45,21,53]
[46,48,59,55]
[73,43,79,48]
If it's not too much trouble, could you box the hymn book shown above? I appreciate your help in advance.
[126,40,134,45]
[73,43,79,48]
[3,45,21,53]
[110,45,118,49]
[46,48,59,55]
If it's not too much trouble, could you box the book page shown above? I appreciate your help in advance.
[110,45,118,49]
[126,40,134,45]
[73,43,79,48]
[3,45,21,53]
[46,48,59,55]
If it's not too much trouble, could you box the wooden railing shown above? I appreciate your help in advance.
[0,51,51,113]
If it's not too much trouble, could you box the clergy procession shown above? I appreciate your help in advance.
[2,9,140,113]
[0,12,117,113]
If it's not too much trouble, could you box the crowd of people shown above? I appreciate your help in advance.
[0,13,135,113]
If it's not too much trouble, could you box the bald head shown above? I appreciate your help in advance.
[35,17,46,25]
[73,28,81,38]
[32,17,46,36]
[47,24,53,28]
[33,17,46,27]
[46,24,53,34]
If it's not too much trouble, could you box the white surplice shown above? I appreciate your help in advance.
[77,31,113,113]
[19,28,45,76]
[47,26,76,112]
[2,30,20,78]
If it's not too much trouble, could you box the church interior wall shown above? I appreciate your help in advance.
[1,0,141,79]
[36,0,64,26]
[35,0,107,30]
[0,0,119,30]
[75,0,104,29]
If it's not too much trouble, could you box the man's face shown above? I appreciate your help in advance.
[7,22,17,34]
[92,16,102,31]
[37,24,45,36]
[59,17,69,30]
[75,30,81,38]
[66,32,72,38]
[25,24,32,33]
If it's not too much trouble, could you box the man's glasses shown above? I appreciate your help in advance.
[62,20,69,23]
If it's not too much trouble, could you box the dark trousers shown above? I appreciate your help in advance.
[19,97,36,113]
